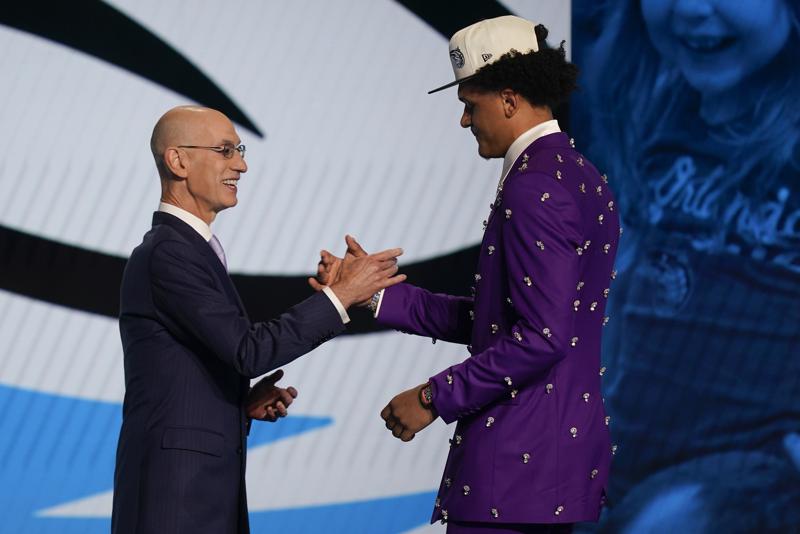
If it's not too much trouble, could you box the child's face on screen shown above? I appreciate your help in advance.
[641,0,792,95]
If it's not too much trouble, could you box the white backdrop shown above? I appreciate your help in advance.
[0,2,569,532]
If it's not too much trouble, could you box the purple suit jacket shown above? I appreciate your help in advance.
[378,133,619,524]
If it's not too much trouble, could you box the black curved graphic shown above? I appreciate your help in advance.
[0,2,530,332]
[395,0,512,37]
[0,224,478,333]
[0,0,262,137]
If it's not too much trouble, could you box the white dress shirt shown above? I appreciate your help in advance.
[497,119,561,192]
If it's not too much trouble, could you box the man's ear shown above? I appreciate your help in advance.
[500,88,520,119]
[163,147,189,179]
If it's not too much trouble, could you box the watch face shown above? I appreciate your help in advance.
[421,385,433,406]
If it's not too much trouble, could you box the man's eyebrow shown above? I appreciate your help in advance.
[219,138,240,145]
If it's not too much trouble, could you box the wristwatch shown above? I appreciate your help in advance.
[367,291,382,314]
[419,383,433,408]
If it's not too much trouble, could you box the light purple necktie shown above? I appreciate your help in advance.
[208,235,228,271]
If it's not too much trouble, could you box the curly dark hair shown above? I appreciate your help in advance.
[464,24,578,110]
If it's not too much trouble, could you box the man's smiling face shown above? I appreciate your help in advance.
[182,111,248,221]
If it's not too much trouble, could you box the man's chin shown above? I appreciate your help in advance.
[477,145,499,159]
[218,198,238,211]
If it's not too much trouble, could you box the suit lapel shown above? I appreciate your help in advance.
[490,133,572,221]
[152,212,248,317]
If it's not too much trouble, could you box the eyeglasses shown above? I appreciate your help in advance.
[178,143,246,159]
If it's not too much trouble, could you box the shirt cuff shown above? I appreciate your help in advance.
[322,286,350,324]
[373,289,386,318]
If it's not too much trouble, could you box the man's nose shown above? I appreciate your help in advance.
[233,155,247,173]
[460,112,471,129]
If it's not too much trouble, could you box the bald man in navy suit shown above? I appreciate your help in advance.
[112,106,405,534]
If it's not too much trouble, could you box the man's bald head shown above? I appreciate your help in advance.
[150,106,233,179]
[150,105,246,223]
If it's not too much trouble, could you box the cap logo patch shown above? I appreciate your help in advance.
[481,53,493,62]
[450,47,465,69]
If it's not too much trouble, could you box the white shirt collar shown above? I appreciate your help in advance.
[158,202,213,242]
[499,119,561,190]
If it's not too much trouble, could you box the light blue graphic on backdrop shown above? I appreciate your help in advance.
[0,384,436,534]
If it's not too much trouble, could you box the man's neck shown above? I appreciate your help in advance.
[508,108,554,144]
[160,190,216,225]
[498,118,562,190]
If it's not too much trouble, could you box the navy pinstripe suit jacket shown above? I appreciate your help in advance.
[112,212,344,534]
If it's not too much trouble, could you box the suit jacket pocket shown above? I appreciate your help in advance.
[161,426,225,457]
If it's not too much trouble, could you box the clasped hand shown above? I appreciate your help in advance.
[246,369,297,422]
[309,235,403,306]
[309,235,405,308]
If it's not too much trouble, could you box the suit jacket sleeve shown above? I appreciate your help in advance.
[149,239,346,378]
[377,284,473,345]
[430,174,584,423]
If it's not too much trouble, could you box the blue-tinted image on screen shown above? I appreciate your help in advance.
[572,0,800,532]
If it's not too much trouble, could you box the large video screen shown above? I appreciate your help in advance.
[572,0,800,532]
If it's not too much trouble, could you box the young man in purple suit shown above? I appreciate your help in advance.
[316,15,619,534]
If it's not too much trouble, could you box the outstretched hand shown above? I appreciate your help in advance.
[309,235,404,308]
[246,369,298,422]
[308,235,368,290]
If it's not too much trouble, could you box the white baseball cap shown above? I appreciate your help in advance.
[428,15,539,94]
